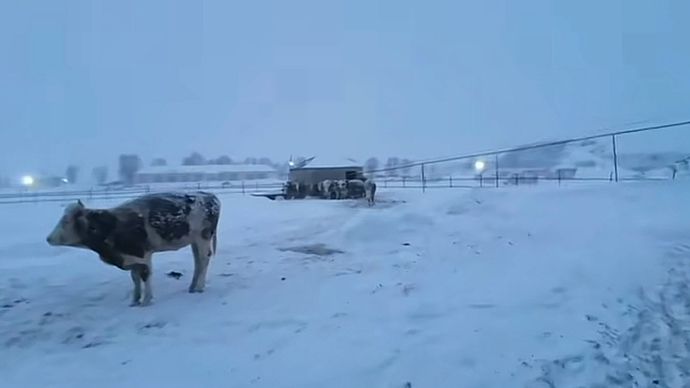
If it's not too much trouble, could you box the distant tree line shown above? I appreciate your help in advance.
[365,157,414,177]
[179,152,276,167]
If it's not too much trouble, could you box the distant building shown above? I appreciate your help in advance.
[288,157,365,186]
[134,164,279,184]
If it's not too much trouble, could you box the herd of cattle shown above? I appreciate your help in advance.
[284,178,377,206]
[44,183,377,307]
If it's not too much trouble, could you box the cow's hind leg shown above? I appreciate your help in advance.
[130,269,142,306]
[140,259,153,305]
[189,238,213,293]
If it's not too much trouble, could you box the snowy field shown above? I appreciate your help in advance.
[1,182,690,388]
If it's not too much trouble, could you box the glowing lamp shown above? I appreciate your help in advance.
[474,160,486,172]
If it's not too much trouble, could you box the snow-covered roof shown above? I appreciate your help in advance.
[137,164,277,175]
[294,157,361,169]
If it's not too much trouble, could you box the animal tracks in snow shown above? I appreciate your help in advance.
[524,240,690,387]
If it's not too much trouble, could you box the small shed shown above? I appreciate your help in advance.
[288,157,365,187]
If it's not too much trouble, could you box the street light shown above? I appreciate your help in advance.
[21,175,35,186]
[474,160,486,173]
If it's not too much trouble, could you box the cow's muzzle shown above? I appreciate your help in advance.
[46,234,60,246]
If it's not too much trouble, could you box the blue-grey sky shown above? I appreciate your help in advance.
[1,0,689,178]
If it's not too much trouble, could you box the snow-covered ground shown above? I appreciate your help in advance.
[1,182,689,388]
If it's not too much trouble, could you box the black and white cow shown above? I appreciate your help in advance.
[346,179,366,199]
[364,179,377,206]
[319,179,337,199]
[46,192,221,306]
[335,180,348,200]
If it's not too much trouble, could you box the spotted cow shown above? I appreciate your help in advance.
[46,192,221,306]
[335,180,348,199]
[319,179,337,199]
[346,179,366,199]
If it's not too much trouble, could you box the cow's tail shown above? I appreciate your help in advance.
[212,232,218,256]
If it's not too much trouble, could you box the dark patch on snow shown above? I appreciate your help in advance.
[371,283,384,294]
[279,243,344,256]
[334,268,362,277]
[401,283,416,296]
[140,321,166,331]
[1,298,27,309]
[469,303,496,309]
[62,327,86,345]
[82,340,106,349]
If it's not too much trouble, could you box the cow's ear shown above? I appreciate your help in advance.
[77,199,85,208]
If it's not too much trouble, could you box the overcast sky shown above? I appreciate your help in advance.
[1,0,689,177]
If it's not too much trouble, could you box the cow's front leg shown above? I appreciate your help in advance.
[130,269,142,306]
[123,255,153,306]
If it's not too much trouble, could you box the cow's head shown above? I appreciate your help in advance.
[46,200,89,247]
[47,200,119,248]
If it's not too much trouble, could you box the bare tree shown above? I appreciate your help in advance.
[212,155,233,165]
[119,154,142,185]
[385,157,400,177]
[182,152,206,166]
[399,158,413,177]
[365,157,380,172]
[92,166,109,185]
[65,165,79,184]
[151,158,167,167]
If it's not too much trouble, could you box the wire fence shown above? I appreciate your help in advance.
[0,182,286,205]
[1,120,689,205]
[365,120,690,191]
